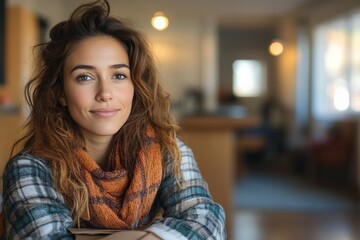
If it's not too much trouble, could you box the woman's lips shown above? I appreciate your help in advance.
[90,108,120,117]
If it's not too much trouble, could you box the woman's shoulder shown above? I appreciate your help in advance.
[8,150,48,166]
[176,138,196,162]
[4,151,51,178]
[176,138,193,154]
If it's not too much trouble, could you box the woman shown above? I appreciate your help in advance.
[2,0,226,239]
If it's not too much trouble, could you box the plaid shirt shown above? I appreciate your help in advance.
[2,140,226,239]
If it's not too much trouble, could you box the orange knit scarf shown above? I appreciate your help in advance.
[76,128,163,229]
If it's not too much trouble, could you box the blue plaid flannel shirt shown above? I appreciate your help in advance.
[2,140,226,239]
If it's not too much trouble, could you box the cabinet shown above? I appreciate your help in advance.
[0,6,39,192]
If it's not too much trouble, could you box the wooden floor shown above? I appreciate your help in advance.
[232,167,360,240]
[233,210,360,240]
[231,138,360,240]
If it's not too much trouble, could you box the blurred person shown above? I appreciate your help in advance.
[1,0,226,239]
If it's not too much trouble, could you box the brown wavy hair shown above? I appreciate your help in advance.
[11,0,181,224]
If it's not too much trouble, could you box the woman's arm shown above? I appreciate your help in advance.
[146,140,226,240]
[2,153,74,239]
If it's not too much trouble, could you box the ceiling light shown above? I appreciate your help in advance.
[151,11,169,31]
[269,40,284,56]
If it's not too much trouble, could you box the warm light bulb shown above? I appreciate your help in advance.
[269,41,284,56]
[151,12,169,31]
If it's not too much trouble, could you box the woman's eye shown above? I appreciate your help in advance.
[114,73,126,80]
[76,75,92,81]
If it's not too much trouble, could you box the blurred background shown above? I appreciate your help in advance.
[1,0,360,239]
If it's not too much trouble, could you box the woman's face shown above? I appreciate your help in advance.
[61,35,134,142]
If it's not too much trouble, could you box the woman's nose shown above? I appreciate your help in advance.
[95,81,113,102]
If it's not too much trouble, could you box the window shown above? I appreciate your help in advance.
[232,59,266,97]
[312,9,360,120]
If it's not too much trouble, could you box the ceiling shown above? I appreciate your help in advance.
[161,0,314,17]
[9,0,330,30]
[103,0,320,27]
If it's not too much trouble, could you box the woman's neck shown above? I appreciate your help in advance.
[84,136,113,169]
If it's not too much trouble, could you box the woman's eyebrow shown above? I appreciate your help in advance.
[70,64,94,73]
[70,63,130,73]
[111,64,130,69]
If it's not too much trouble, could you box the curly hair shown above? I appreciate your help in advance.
[11,0,181,224]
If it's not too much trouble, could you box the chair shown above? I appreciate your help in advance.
[307,119,357,185]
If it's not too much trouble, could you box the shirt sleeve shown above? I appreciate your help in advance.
[2,153,75,239]
[146,140,227,240]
